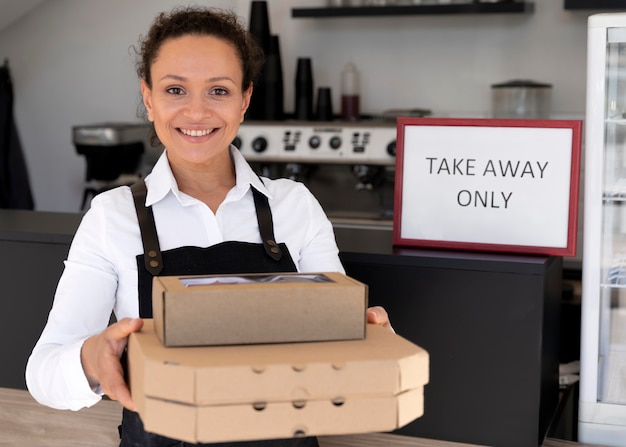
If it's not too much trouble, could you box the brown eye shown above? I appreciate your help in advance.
[212,87,228,96]
[166,87,185,95]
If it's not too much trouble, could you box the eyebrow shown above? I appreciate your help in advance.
[158,74,236,84]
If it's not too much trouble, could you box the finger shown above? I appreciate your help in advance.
[367,306,388,324]
[367,306,395,333]
[98,319,143,410]
[98,348,136,411]
[102,318,143,358]
[109,318,144,344]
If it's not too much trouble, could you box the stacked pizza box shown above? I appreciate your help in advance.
[128,272,429,444]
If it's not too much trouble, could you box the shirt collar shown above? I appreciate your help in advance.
[231,145,271,199]
[143,146,271,207]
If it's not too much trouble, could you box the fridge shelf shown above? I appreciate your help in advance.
[603,179,626,199]
[601,280,626,288]
[601,285,626,290]
[602,190,626,201]
[605,117,626,125]
[602,195,626,202]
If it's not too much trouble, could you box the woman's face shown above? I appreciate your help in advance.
[141,34,251,168]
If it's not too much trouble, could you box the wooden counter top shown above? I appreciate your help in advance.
[0,387,605,447]
[0,387,120,446]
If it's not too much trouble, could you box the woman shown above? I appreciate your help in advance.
[26,6,392,447]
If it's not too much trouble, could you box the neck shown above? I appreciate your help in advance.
[169,151,236,212]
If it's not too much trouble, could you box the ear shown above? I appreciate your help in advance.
[141,80,154,122]
[240,84,253,123]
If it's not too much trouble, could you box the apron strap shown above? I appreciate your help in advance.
[131,179,283,276]
[252,186,283,261]
[130,180,163,276]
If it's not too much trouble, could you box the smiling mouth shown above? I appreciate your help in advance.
[179,128,216,137]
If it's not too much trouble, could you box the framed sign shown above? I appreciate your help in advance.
[393,118,582,256]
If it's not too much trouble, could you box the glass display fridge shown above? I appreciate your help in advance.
[580,12,626,447]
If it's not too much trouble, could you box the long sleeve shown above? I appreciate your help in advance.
[25,202,122,410]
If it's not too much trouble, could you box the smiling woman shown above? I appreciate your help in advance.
[140,34,252,212]
[24,6,393,447]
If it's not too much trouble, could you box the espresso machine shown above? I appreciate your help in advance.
[234,121,397,229]
[73,122,151,210]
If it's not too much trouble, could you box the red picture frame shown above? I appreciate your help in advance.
[393,117,582,256]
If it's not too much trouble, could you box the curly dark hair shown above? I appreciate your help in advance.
[136,6,264,91]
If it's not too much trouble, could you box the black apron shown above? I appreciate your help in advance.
[119,180,319,447]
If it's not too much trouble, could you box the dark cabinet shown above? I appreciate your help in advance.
[334,226,562,447]
[0,210,81,389]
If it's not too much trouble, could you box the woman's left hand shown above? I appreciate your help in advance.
[367,306,395,333]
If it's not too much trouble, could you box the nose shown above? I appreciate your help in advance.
[184,94,212,120]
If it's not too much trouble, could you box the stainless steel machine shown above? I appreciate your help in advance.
[235,121,397,229]
[72,120,398,222]
[73,122,151,210]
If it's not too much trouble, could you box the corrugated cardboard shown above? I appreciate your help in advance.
[152,272,368,347]
[141,387,423,444]
[128,320,429,444]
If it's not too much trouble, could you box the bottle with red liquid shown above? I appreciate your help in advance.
[341,62,360,121]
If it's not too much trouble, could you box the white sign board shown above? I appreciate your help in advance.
[393,118,582,256]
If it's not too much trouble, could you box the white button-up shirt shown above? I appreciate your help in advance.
[26,147,344,410]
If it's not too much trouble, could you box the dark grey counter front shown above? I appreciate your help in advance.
[334,225,562,447]
[1,212,560,447]
[0,210,82,390]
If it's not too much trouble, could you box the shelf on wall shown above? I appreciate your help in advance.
[292,2,535,18]
[564,0,626,9]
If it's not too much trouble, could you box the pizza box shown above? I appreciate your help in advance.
[128,320,429,443]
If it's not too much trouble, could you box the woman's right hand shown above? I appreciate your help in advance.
[80,318,144,411]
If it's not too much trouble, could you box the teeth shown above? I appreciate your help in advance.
[180,128,213,137]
